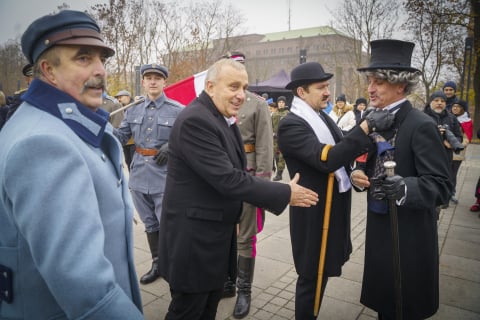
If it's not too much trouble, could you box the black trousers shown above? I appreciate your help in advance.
[295,274,328,320]
[165,288,223,320]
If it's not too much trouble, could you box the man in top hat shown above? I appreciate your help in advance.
[351,39,451,319]
[277,61,394,319]
[0,10,143,319]
[114,63,184,285]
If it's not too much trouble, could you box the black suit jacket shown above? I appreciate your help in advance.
[158,92,291,293]
[277,110,371,278]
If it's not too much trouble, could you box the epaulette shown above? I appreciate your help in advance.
[165,97,185,109]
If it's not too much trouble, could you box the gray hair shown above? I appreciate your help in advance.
[364,69,420,95]
[205,58,246,84]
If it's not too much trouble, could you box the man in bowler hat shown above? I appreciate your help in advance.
[351,39,451,319]
[0,10,143,319]
[277,61,395,319]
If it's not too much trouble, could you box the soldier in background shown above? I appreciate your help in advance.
[115,90,136,171]
[272,96,289,181]
[6,63,34,120]
[101,92,124,128]
[114,63,184,285]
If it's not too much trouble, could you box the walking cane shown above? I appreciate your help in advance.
[384,161,403,320]
[109,97,145,118]
[313,172,335,316]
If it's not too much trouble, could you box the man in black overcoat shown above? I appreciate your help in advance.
[277,62,394,319]
[157,58,320,319]
[351,39,452,319]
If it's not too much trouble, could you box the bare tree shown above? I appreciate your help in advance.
[471,0,480,135]
[403,0,470,102]
[332,0,401,98]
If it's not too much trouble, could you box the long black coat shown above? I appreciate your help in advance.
[358,101,452,319]
[277,112,371,278]
[158,92,291,293]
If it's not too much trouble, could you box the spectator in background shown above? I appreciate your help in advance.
[0,10,143,319]
[470,128,480,213]
[353,97,368,124]
[329,94,356,133]
[451,99,473,204]
[424,90,463,208]
[443,80,458,112]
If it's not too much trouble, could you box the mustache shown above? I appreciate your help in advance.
[82,77,105,92]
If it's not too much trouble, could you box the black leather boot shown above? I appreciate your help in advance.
[140,231,161,284]
[222,277,236,298]
[273,170,283,181]
[233,257,255,319]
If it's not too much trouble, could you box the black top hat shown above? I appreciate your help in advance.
[286,62,333,90]
[357,39,419,73]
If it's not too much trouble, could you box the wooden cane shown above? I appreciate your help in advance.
[313,172,335,316]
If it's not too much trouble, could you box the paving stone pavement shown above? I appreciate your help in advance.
[133,143,480,320]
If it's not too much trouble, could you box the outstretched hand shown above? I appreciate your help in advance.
[288,173,319,207]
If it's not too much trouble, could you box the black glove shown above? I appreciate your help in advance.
[370,174,406,202]
[154,143,168,166]
[383,174,406,201]
[365,110,395,132]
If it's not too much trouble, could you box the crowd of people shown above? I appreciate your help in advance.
[0,9,478,320]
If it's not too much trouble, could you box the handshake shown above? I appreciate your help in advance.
[363,109,395,133]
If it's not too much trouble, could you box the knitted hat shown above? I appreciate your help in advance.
[430,90,447,102]
[336,94,346,102]
[355,98,368,106]
[453,99,468,110]
[443,81,457,91]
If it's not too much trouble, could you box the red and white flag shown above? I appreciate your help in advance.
[164,70,207,105]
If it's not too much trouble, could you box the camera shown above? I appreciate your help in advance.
[438,124,464,154]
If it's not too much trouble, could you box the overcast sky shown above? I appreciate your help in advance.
[0,0,338,45]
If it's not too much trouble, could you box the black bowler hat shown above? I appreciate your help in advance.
[21,10,115,64]
[285,62,333,90]
[357,39,419,73]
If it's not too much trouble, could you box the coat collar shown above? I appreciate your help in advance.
[21,79,109,147]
